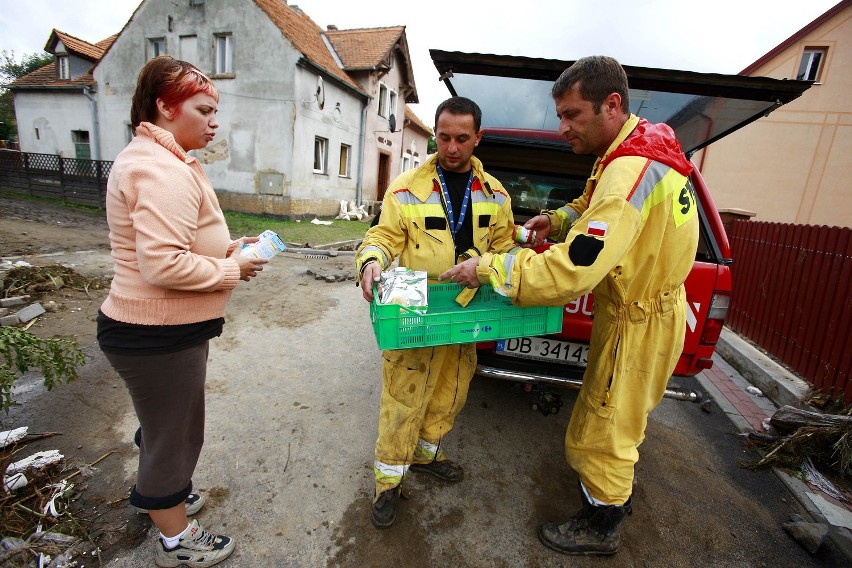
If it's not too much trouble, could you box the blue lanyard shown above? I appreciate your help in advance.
[436,165,473,239]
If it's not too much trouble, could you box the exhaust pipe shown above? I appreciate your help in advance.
[475,365,702,402]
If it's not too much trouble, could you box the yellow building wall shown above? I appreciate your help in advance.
[698,5,852,228]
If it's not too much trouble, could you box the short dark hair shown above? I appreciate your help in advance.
[434,96,482,131]
[551,56,630,115]
[130,55,218,128]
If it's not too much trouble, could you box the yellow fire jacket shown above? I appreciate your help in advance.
[474,114,698,308]
[357,153,519,279]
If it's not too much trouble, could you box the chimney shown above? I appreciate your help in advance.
[327,25,338,31]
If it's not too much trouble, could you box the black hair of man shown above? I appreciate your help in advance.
[434,96,482,132]
[551,56,630,115]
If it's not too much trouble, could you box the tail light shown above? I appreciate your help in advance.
[701,292,730,344]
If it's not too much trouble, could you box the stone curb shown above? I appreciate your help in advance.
[716,327,810,409]
[714,326,852,562]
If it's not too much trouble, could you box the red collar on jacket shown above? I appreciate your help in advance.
[599,118,693,178]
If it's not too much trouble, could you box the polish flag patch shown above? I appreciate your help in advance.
[586,220,608,238]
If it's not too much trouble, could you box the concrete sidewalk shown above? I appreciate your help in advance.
[701,327,852,561]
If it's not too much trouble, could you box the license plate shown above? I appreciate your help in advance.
[496,337,589,367]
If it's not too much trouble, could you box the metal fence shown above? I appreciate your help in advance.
[0,151,112,208]
[727,220,851,404]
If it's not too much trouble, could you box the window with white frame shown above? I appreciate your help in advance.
[339,144,351,177]
[413,157,420,169]
[149,38,166,59]
[378,83,388,117]
[314,136,328,174]
[401,154,411,173]
[57,56,70,79]
[215,33,234,75]
[389,90,398,120]
[797,48,827,82]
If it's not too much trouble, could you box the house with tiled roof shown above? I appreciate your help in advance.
[324,24,429,202]
[10,0,432,217]
[695,0,851,228]
[9,30,117,159]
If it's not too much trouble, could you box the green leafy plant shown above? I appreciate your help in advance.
[0,327,84,413]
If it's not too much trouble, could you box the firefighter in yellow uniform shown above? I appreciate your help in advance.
[442,56,699,556]
[357,97,518,528]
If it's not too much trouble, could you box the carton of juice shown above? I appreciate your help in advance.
[240,230,287,259]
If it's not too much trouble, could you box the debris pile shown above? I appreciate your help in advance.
[744,404,851,555]
[0,427,111,567]
[1,263,110,299]
[0,263,111,329]
[748,404,852,481]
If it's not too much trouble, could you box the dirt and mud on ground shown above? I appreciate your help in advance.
[0,195,848,567]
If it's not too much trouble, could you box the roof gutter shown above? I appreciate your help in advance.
[82,86,100,161]
[357,102,368,206]
[296,58,367,99]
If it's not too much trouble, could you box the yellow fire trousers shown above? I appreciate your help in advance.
[565,287,686,505]
[373,343,476,497]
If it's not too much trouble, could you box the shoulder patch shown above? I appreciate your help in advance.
[586,221,608,238]
[569,234,604,267]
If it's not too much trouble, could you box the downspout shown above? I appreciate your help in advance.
[356,100,368,206]
[82,86,100,160]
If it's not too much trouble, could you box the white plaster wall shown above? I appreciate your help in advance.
[13,91,93,158]
[355,50,409,201]
[290,65,362,205]
[92,0,367,204]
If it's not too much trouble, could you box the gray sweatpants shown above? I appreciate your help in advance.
[104,342,208,508]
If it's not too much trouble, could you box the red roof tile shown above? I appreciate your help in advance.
[252,0,364,93]
[8,62,95,89]
[325,26,405,70]
[10,30,116,90]
[46,29,109,61]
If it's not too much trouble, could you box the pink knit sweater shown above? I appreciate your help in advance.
[100,122,241,325]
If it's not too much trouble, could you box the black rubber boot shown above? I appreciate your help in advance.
[538,494,631,556]
[409,459,464,482]
[371,486,404,529]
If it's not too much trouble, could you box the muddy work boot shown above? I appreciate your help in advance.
[409,459,464,482]
[371,485,408,528]
[538,499,631,556]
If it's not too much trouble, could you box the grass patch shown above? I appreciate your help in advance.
[0,190,370,248]
[223,211,370,247]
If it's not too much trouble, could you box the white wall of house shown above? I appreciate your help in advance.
[13,91,93,158]
[287,66,364,214]
[352,49,408,203]
[91,0,366,216]
[400,124,429,175]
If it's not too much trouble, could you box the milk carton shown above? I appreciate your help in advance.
[240,230,287,259]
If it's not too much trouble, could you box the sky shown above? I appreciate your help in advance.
[0,0,842,124]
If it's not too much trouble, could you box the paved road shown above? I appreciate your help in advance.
[7,250,847,567]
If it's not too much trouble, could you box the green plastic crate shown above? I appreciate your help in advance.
[370,283,563,350]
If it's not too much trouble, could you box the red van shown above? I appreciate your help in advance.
[429,50,811,410]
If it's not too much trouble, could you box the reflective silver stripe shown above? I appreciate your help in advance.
[472,188,508,207]
[417,438,439,458]
[627,160,671,212]
[374,460,409,477]
[557,205,581,225]
[393,188,443,206]
[360,245,388,267]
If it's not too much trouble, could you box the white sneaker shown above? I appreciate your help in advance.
[138,492,206,516]
[154,519,235,567]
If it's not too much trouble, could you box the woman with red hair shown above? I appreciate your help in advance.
[97,56,266,567]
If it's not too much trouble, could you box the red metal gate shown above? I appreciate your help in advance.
[727,220,851,404]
